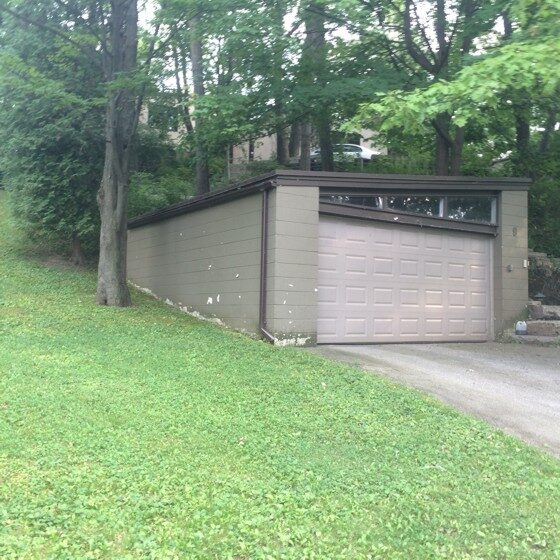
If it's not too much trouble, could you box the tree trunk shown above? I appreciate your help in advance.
[271,1,288,166]
[275,117,289,165]
[450,127,464,175]
[97,101,133,306]
[300,121,311,170]
[289,121,301,158]
[304,1,333,171]
[190,11,210,195]
[96,0,138,306]
[540,105,557,154]
[172,40,194,134]
[71,233,85,266]
[248,138,255,162]
[435,133,449,175]
[433,114,451,175]
[515,112,530,154]
[317,112,333,171]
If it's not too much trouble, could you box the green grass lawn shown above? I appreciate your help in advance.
[1,192,559,559]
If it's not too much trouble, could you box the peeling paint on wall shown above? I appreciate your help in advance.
[128,281,225,326]
[273,336,311,347]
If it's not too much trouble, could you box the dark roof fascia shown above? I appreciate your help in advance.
[276,170,531,191]
[319,201,498,236]
[128,170,530,229]
[128,172,277,229]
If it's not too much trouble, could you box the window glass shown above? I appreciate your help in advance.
[447,196,494,223]
[386,196,440,216]
[319,193,497,224]
[320,195,382,209]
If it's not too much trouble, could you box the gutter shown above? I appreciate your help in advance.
[259,187,275,343]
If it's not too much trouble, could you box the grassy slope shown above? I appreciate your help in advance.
[0,192,559,560]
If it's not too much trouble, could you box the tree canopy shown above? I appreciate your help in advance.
[0,0,558,289]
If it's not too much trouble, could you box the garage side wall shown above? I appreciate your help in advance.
[266,186,319,345]
[127,193,263,332]
[494,190,529,332]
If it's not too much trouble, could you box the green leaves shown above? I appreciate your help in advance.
[349,0,560,135]
[0,2,105,252]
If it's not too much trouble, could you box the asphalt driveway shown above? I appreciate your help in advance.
[311,343,560,457]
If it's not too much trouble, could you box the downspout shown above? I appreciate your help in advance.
[259,187,275,343]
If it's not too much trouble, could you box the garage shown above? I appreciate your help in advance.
[127,170,529,346]
[317,215,493,343]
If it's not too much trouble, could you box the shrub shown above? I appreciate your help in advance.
[529,254,560,305]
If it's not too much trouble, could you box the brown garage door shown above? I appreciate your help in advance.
[317,215,493,343]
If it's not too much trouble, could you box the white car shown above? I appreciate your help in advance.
[310,144,379,164]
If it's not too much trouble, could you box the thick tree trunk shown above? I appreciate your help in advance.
[71,233,85,266]
[190,12,210,195]
[96,0,138,306]
[435,134,449,175]
[299,121,311,170]
[97,101,133,306]
[433,114,451,175]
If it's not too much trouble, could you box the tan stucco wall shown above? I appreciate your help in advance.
[266,186,319,345]
[232,135,278,163]
[127,194,263,333]
[493,190,529,333]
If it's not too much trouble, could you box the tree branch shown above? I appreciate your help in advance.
[0,3,102,67]
[410,0,437,64]
[431,117,453,146]
[403,0,436,73]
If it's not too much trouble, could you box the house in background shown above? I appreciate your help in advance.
[141,103,386,168]
[231,128,387,164]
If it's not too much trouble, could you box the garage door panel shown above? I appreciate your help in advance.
[318,216,492,343]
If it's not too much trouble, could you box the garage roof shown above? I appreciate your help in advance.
[128,170,531,229]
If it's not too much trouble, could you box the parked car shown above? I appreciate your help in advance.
[310,144,379,164]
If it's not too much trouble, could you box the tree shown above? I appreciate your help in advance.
[0,1,104,264]
[96,0,141,306]
[302,1,334,171]
[189,9,210,195]
[345,0,504,174]
[0,0,159,305]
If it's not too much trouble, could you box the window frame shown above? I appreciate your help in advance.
[318,192,498,225]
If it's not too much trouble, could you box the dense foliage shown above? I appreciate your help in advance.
[0,0,558,258]
[0,3,105,260]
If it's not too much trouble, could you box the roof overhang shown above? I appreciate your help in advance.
[128,170,531,229]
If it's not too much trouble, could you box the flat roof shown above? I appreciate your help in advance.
[128,170,531,229]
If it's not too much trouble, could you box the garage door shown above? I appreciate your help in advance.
[317,215,493,343]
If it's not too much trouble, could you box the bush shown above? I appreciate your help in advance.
[128,171,195,218]
[529,255,560,305]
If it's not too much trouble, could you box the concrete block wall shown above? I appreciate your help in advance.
[266,186,319,345]
[493,190,529,333]
[128,180,529,344]
[127,193,263,332]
